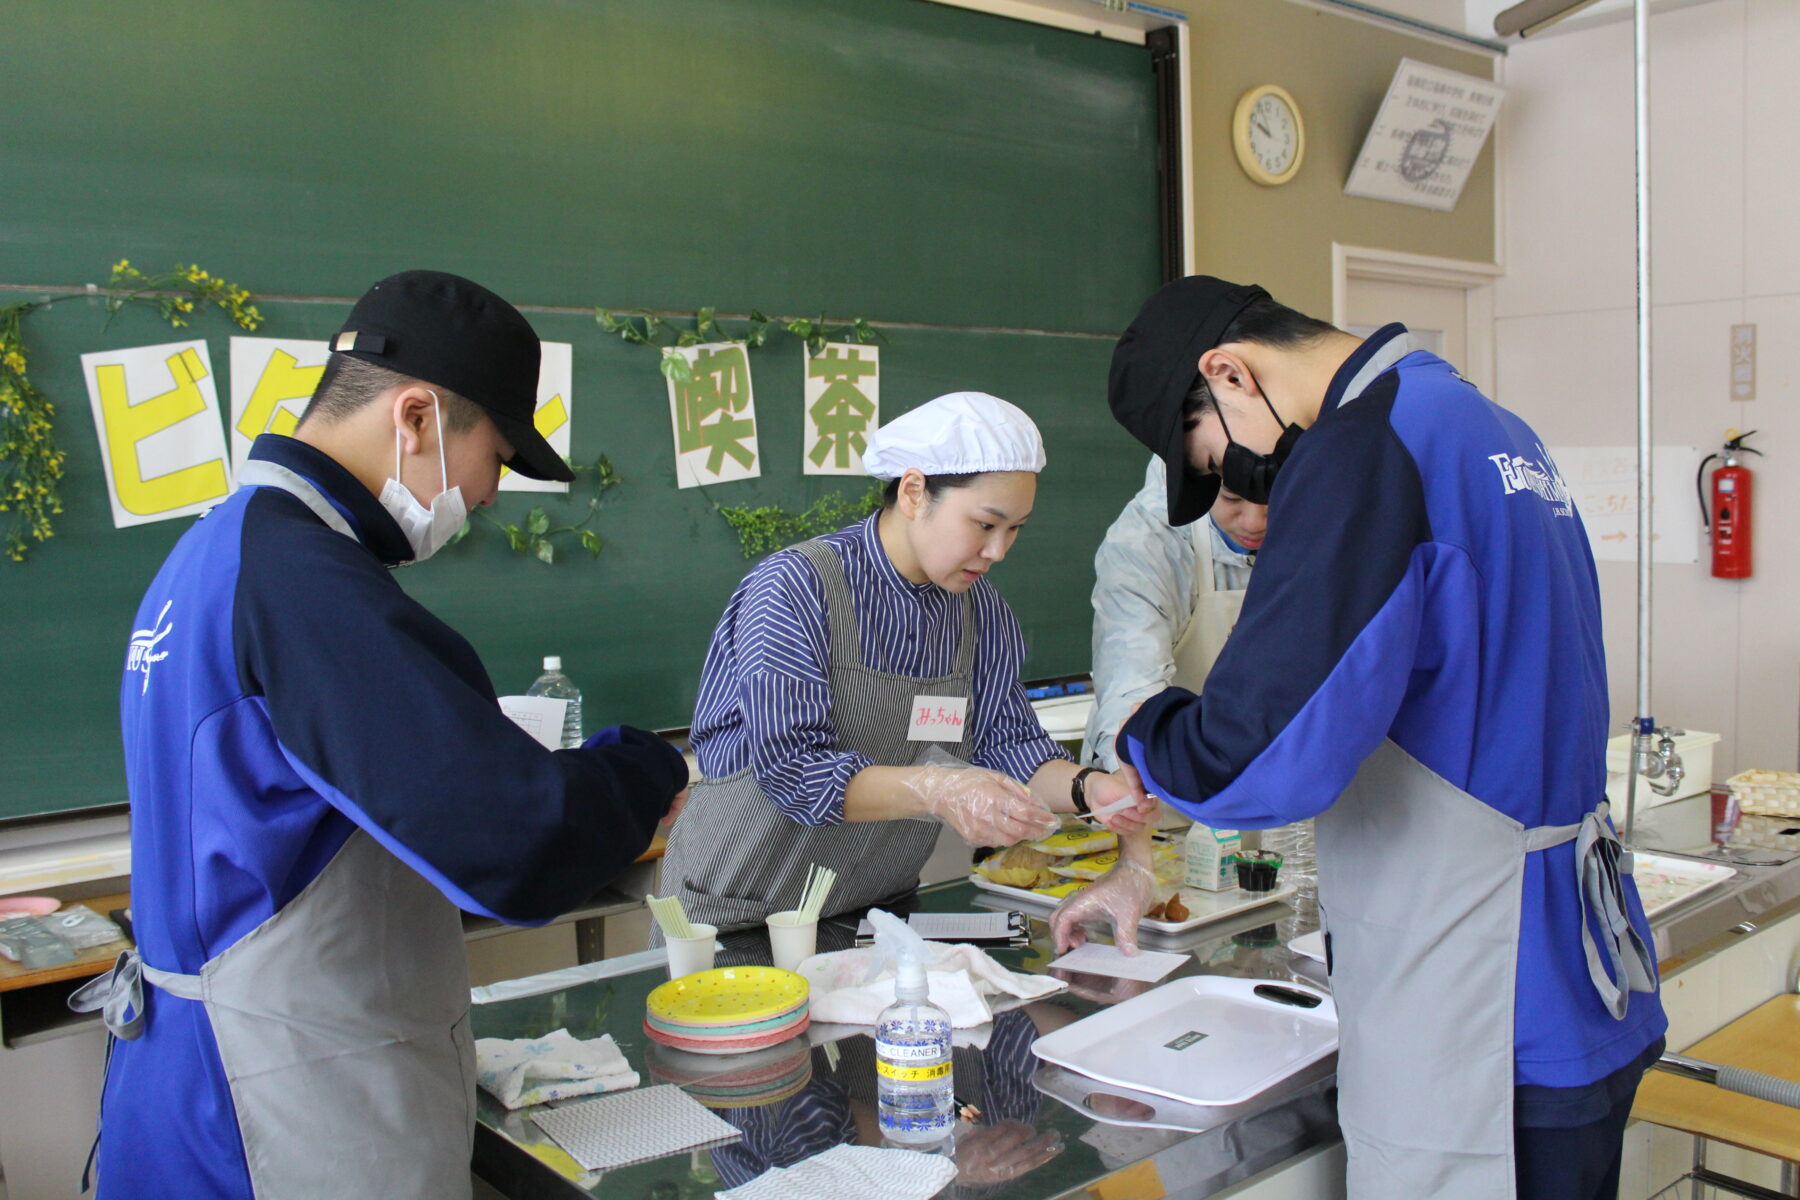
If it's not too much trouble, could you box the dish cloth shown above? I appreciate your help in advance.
[717,1144,958,1200]
[798,942,1064,1028]
[531,1084,741,1172]
[476,1028,639,1109]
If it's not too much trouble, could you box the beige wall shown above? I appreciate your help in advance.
[1170,0,1500,316]
[1494,0,1799,777]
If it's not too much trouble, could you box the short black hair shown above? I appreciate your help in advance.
[880,472,980,510]
[297,353,484,432]
[1183,296,1339,418]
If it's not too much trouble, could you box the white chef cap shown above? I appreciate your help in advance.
[861,391,1047,480]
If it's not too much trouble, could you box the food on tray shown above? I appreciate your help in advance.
[1049,849,1121,881]
[1032,879,1090,900]
[1030,827,1119,857]
[974,844,1059,888]
[1162,893,1189,923]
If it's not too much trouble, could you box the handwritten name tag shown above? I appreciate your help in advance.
[907,695,968,742]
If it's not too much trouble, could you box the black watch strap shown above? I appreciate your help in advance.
[1070,766,1101,816]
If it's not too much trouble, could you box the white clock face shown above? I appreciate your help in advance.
[1248,94,1298,175]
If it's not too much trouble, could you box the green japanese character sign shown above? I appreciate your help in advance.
[666,342,760,487]
[802,343,879,476]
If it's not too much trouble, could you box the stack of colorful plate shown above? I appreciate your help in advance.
[644,966,810,1056]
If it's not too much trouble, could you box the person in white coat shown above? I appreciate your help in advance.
[1082,455,1265,773]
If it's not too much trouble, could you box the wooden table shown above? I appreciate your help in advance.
[0,892,131,995]
[1633,994,1800,1165]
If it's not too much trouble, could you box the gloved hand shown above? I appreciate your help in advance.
[1081,764,1158,835]
[901,764,1059,847]
[1048,858,1159,956]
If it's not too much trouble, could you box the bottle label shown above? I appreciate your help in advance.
[877,1059,951,1082]
[877,1038,945,1062]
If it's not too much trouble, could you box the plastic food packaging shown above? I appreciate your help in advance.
[1030,827,1118,858]
[1049,848,1121,881]
[0,915,77,968]
[974,844,1058,888]
[41,905,124,952]
[1235,850,1283,893]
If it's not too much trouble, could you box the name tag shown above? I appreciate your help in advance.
[907,695,968,742]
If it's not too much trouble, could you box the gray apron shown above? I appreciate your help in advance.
[661,537,978,935]
[74,461,476,1200]
[1318,739,1656,1198]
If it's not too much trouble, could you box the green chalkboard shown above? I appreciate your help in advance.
[3,0,1162,821]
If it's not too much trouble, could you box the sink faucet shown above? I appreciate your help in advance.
[1632,726,1686,798]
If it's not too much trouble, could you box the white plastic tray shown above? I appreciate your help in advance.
[1632,852,1736,919]
[1030,975,1337,1108]
[970,874,1294,935]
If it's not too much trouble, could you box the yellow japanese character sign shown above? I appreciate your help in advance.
[666,341,760,488]
[228,338,329,474]
[802,343,879,476]
[499,341,574,494]
[82,340,232,529]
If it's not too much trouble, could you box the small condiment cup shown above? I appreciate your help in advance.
[766,909,818,972]
[665,922,718,978]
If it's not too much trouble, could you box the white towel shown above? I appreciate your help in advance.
[797,942,1064,1028]
[717,1144,957,1200]
[475,1028,639,1109]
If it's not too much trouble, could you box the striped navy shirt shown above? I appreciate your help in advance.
[692,514,1068,825]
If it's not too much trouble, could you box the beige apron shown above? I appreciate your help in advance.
[1169,542,1245,692]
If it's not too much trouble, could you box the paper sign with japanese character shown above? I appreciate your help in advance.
[666,342,760,488]
[82,340,232,529]
[228,337,329,475]
[802,343,879,476]
[500,340,573,494]
[1550,444,1699,565]
[1345,58,1505,212]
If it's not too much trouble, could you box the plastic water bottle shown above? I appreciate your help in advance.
[1263,819,1316,886]
[526,656,584,749]
[873,916,954,1145]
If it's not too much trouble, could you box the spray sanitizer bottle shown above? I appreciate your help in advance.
[867,909,955,1145]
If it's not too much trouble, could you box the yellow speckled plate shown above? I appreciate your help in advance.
[646,966,810,1025]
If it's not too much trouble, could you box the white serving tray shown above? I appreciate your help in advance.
[1031,975,1337,1107]
[969,874,1294,935]
[1632,851,1736,920]
[1287,930,1325,963]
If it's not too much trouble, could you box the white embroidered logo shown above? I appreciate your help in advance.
[127,600,174,695]
[1488,444,1574,518]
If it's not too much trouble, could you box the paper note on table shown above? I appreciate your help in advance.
[498,695,569,750]
[1048,943,1188,983]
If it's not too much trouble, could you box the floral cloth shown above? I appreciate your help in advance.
[475,1028,639,1109]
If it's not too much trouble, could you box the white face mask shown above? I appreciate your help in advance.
[378,391,467,563]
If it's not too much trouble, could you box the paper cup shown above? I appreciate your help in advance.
[766,910,818,972]
[665,923,718,978]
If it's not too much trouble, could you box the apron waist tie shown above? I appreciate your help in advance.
[1526,802,1658,1020]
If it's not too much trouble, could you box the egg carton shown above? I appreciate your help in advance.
[1728,769,1800,818]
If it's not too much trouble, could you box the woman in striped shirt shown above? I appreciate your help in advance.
[661,392,1156,937]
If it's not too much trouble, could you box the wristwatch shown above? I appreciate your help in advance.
[1070,766,1101,816]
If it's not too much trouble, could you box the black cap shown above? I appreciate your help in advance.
[331,270,573,483]
[1108,276,1268,525]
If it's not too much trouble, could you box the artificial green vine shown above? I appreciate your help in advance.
[0,260,262,561]
[450,454,620,565]
[596,306,884,382]
[717,484,883,558]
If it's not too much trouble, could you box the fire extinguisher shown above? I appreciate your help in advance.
[1697,429,1761,579]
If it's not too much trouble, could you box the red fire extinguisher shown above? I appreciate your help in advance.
[1697,430,1761,579]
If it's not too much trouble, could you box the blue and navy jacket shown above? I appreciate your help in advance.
[1121,326,1667,1089]
[107,434,685,1192]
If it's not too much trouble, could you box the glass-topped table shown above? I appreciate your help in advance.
[471,879,1338,1200]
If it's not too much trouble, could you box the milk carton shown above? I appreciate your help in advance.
[1184,824,1241,892]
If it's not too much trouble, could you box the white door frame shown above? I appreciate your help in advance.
[1332,244,1503,391]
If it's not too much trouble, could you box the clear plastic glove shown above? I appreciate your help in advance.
[901,764,1059,847]
[1081,764,1158,835]
[1048,858,1159,956]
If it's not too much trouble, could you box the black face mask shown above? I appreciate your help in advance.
[1212,374,1302,505]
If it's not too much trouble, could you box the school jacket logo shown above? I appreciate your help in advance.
[1487,445,1573,518]
[127,600,174,695]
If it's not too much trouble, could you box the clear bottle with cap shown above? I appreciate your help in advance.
[526,656,584,749]
[868,909,955,1146]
